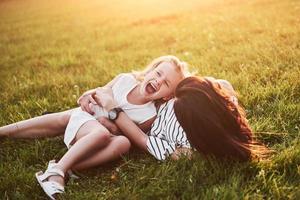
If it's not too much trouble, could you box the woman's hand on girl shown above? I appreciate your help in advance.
[93,87,117,111]
[77,94,97,115]
[97,117,121,135]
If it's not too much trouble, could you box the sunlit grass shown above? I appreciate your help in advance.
[0,0,299,199]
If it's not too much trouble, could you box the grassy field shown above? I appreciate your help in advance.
[0,0,300,199]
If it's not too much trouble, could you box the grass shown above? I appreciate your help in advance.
[0,0,299,199]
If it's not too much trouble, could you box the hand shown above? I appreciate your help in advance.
[170,147,192,160]
[93,87,117,111]
[98,117,121,135]
[77,94,97,115]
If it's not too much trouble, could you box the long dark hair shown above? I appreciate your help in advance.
[174,76,268,161]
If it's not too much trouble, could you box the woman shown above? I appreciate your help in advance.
[99,76,267,161]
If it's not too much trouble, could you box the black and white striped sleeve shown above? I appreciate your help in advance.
[166,111,191,149]
[174,125,191,149]
[145,101,176,160]
[145,99,192,160]
[146,136,176,161]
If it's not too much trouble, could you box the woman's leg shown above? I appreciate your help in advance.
[48,120,111,186]
[0,110,73,138]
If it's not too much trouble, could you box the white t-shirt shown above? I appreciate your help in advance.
[90,73,157,124]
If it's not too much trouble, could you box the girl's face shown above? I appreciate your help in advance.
[140,61,183,101]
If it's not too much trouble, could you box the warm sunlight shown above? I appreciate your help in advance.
[1,0,299,199]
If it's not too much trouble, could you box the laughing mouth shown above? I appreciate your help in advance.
[145,82,157,94]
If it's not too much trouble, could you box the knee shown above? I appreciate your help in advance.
[60,114,70,127]
[92,128,111,143]
[115,136,131,154]
[55,112,71,129]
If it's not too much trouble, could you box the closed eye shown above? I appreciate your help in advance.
[156,71,161,77]
[165,80,170,87]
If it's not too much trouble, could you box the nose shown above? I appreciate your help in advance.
[155,76,164,86]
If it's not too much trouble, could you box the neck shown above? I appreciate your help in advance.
[127,85,149,105]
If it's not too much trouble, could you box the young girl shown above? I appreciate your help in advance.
[64,55,189,149]
[0,55,189,199]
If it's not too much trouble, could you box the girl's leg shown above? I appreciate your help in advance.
[66,122,130,171]
[0,110,72,138]
[48,120,111,186]
[72,135,131,171]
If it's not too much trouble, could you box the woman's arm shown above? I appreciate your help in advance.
[101,109,191,161]
[93,85,155,150]
[97,116,155,137]
[94,89,185,160]
[170,147,193,160]
[138,117,156,134]
[77,74,123,114]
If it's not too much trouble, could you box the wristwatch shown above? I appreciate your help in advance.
[108,108,124,121]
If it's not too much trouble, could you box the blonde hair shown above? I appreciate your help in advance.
[133,55,190,82]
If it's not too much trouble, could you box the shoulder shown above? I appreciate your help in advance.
[204,76,234,91]
[157,99,175,113]
[119,73,136,79]
[150,99,175,134]
[113,73,137,84]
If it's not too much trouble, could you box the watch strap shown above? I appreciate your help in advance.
[109,107,124,121]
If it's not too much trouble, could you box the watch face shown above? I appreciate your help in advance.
[109,110,117,120]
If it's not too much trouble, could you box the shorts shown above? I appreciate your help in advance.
[64,107,97,149]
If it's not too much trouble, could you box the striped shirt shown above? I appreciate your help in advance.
[146,99,191,160]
